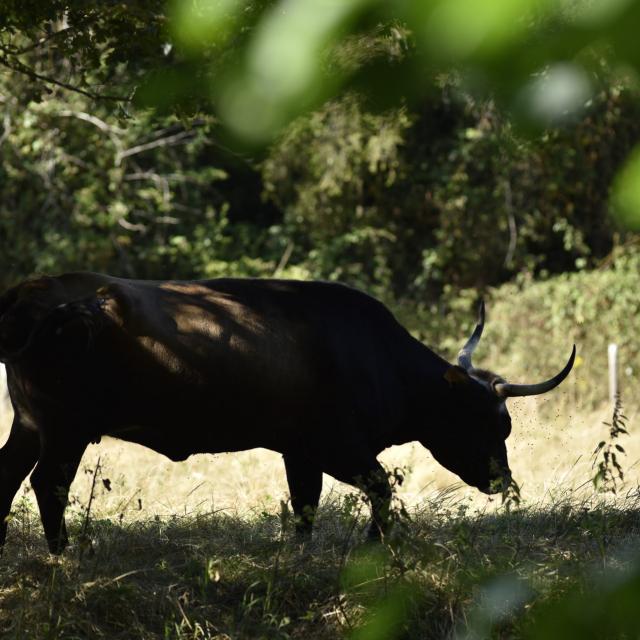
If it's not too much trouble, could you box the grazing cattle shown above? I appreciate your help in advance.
[0,273,575,553]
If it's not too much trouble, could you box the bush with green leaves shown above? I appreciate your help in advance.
[407,245,640,411]
[264,79,640,302]
[0,72,288,289]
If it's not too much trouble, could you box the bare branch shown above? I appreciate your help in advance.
[156,216,179,225]
[57,110,127,136]
[123,170,171,205]
[15,26,77,55]
[274,241,295,277]
[118,218,147,233]
[503,177,517,268]
[0,55,130,102]
[115,130,196,166]
[0,111,11,146]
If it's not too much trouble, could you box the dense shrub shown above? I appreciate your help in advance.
[403,245,640,411]
[2,25,640,334]
[0,81,285,289]
[264,80,640,302]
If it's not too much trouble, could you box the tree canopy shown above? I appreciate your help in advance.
[2,1,640,228]
[0,0,639,310]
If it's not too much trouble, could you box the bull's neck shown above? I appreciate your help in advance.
[403,341,457,443]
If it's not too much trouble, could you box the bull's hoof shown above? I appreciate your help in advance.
[46,535,68,555]
[293,526,313,543]
[366,524,388,543]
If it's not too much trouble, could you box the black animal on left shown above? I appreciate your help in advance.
[0,272,575,553]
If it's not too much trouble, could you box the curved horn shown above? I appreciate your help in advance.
[457,300,485,371]
[494,345,576,398]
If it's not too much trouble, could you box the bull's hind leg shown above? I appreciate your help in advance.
[0,418,40,550]
[283,454,323,539]
[30,436,88,554]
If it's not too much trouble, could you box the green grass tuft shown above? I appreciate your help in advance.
[3,491,640,639]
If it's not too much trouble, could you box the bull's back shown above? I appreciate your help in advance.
[118,277,412,394]
[87,277,412,433]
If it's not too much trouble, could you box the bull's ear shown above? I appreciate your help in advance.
[444,365,471,386]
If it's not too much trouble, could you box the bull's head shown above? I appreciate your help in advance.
[424,301,575,495]
[0,276,77,363]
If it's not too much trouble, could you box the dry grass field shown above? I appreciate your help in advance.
[1,363,640,639]
[1,370,637,525]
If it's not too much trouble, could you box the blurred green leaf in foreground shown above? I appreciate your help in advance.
[166,1,639,135]
[612,146,640,230]
[162,0,640,227]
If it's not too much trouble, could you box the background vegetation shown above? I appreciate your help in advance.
[2,1,640,638]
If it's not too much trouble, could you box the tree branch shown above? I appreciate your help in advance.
[14,26,77,55]
[0,55,130,102]
[58,109,128,133]
[503,177,517,268]
[115,130,197,165]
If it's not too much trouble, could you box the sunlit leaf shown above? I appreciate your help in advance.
[216,0,372,141]
[611,144,640,230]
[410,0,554,61]
[515,62,592,126]
[573,0,636,27]
[170,0,242,52]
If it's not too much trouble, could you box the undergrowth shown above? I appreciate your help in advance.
[2,486,640,639]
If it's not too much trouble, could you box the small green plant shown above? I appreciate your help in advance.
[592,393,629,494]
[501,477,522,512]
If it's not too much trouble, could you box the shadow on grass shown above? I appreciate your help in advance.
[2,492,640,639]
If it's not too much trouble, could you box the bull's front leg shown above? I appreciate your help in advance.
[30,435,88,554]
[283,453,323,538]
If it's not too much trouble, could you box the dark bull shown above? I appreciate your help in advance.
[0,273,575,553]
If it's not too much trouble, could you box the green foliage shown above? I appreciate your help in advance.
[4,7,640,639]
[263,94,411,295]
[523,563,640,640]
[611,145,640,230]
[169,0,640,144]
[1,2,640,410]
[396,244,638,408]
[0,0,168,101]
[0,64,290,289]
[263,81,640,301]
[474,245,640,410]
[592,393,629,494]
[2,3,640,307]
[163,1,640,227]
[4,1,640,243]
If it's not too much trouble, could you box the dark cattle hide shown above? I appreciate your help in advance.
[0,273,575,553]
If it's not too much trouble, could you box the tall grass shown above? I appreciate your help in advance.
[2,483,640,639]
[1,390,638,638]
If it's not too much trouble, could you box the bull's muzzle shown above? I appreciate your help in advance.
[479,470,513,495]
